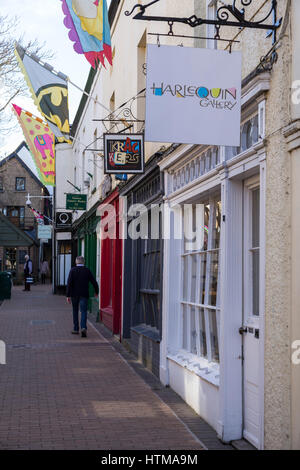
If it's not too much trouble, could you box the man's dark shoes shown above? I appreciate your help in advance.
[81,329,87,338]
[71,330,79,335]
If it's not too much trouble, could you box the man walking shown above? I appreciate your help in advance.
[23,254,33,291]
[66,256,99,338]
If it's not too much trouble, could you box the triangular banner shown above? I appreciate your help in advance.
[12,104,56,187]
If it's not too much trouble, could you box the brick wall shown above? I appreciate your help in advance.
[0,156,44,283]
[0,156,45,220]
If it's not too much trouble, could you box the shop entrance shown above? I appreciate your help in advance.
[242,176,264,449]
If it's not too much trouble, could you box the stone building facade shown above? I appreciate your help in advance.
[0,142,50,283]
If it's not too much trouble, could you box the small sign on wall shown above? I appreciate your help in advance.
[66,194,87,211]
[56,211,72,229]
[104,134,144,174]
[38,225,52,240]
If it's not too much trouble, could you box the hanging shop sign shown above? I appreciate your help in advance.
[66,194,87,211]
[56,211,72,229]
[104,133,144,174]
[37,225,52,240]
[145,44,242,147]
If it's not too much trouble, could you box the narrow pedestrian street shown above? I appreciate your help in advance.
[0,285,212,451]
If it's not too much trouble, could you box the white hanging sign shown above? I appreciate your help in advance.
[145,44,242,147]
[38,225,52,240]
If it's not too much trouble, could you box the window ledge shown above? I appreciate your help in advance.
[131,324,160,343]
[167,351,220,387]
[225,139,265,167]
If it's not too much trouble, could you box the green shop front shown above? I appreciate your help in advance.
[72,202,100,318]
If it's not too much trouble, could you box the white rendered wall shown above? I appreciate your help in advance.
[55,143,74,211]
[168,359,219,431]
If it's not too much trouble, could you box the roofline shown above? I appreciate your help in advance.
[0,141,49,195]
[0,212,38,246]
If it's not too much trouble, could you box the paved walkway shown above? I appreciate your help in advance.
[0,285,205,450]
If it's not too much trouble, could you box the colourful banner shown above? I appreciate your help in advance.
[14,43,71,143]
[12,104,55,187]
[30,207,45,225]
[61,0,112,68]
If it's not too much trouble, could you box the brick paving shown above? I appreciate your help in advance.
[0,285,204,450]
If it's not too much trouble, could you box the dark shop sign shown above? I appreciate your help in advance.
[66,194,87,211]
[56,211,72,229]
[104,133,144,174]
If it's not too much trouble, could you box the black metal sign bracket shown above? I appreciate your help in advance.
[125,0,282,45]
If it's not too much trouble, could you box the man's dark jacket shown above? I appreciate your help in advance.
[24,259,32,275]
[66,266,99,298]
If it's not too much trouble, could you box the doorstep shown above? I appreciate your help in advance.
[231,439,257,451]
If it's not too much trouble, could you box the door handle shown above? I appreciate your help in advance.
[239,326,247,335]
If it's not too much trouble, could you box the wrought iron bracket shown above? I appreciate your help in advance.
[125,0,282,44]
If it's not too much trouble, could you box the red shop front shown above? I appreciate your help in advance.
[99,188,123,335]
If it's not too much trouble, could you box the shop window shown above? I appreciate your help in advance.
[5,248,17,278]
[138,215,161,331]
[181,199,221,363]
[16,177,25,191]
[59,241,72,254]
[57,241,72,287]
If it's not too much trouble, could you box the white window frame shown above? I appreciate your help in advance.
[179,198,221,364]
[244,176,260,321]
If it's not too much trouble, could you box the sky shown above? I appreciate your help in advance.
[0,0,112,158]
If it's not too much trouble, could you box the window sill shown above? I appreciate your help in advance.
[131,324,160,343]
[167,350,220,387]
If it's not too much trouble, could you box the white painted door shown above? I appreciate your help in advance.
[242,177,263,449]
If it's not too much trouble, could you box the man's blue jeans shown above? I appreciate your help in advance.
[71,297,88,331]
